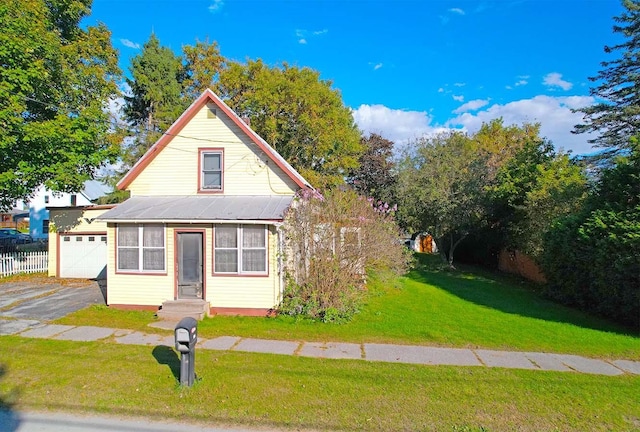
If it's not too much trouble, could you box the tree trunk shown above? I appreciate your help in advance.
[447,232,468,269]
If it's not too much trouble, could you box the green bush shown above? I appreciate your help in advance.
[541,146,640,331]
[280,188,412,323]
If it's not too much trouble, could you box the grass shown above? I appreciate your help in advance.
[1,336,639,431]
[56,255,640,359]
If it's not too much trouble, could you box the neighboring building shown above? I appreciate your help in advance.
[0,208,29,230]
[49,89,312,317]
[48,205,113,279]
[27,181,111,240]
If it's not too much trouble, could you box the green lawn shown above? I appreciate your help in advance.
[57,255,640,359]
[1,337,639,432]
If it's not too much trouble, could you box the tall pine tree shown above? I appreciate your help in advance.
[120,34,184,173]
[574,0,640,154]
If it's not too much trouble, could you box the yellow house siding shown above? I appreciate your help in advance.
[48,207,110,277]
[105,222,283,309]
[105,222,175,306]
[127,104,298,197]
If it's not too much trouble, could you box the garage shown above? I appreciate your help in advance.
[59,233,108,279]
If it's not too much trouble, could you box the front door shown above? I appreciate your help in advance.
[177,232,203,299]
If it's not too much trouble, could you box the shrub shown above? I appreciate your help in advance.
[280,188,412,322]
[541,145,640,330]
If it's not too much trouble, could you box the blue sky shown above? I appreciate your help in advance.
[87,0,625,155]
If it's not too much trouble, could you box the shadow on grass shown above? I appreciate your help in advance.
[410,254,637,337]
[152,345,180,382]
[0,364,19,432]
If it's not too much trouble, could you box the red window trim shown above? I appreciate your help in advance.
[198,147,224,194]
[212,224,270,277]
[114,224,167,275]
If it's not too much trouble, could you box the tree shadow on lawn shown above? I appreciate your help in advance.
[408,259,637,337]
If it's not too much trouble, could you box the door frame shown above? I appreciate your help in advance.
[174,229,206,300]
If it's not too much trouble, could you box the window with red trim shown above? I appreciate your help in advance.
[200,150,223,192]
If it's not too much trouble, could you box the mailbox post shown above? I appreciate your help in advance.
[174,317,198,386]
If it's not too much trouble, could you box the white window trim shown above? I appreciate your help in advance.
[214,224,268,275]
[116,224,166,273]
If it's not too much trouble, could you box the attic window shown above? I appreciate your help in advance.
[207,105,217,119]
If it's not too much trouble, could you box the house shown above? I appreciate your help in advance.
[49,89,312,317]
[0,208,29,230]
[25,181,111,240]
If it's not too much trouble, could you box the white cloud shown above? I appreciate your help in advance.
[208,0,224,13]
[374,63,383,70]
[448,95,596,154]
[438,88,445,93]
[543,72,573,91]
[352,104,449,146]
[452,95,464,102]
[454,82,466,87]
[295,28,327,44]
[448,7,465,15]
[120,39,140,49]
[453,99,490,114]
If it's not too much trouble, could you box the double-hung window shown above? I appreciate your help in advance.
[117,224,165,272]
[214,224,267,274]
[200,149,223,192]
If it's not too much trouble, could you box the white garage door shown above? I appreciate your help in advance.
[59,234,108,279]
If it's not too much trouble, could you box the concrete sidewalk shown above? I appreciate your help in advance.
[1,318,639,376]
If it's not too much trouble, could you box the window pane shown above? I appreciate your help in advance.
[243,225,265,248]
[215,226,237,247]
[118,248,139,270]
[203,153,221,170]
[143,225,164,247]
[215,250,238,272]
[203,172,221,189]
[242,250,266,272]
[143,249,165,271]
[118,226,138,246]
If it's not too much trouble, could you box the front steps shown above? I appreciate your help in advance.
[157,299,210,321]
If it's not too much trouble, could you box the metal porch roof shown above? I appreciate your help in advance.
[97,195,294,222]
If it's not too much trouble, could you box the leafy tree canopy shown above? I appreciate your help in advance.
[217,59,363,189]
[396,131,489,267]
[574,0,640,153]
[347,133,397,204]
[0,0,121,210]
[489,139,587,259]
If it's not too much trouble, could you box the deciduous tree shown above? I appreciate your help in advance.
[396,131,489,267]
[217,60,363,189]
[0,0,121,210]
[347,133,397,204]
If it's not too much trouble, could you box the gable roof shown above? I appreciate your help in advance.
[117,89,311,191]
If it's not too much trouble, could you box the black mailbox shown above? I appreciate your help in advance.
[174,317,198,386]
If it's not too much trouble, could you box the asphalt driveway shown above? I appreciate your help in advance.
[0,278,105,322]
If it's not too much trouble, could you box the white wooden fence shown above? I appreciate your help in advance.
[0,251,48,277]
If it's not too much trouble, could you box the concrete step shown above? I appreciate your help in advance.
[157,300,209,321]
